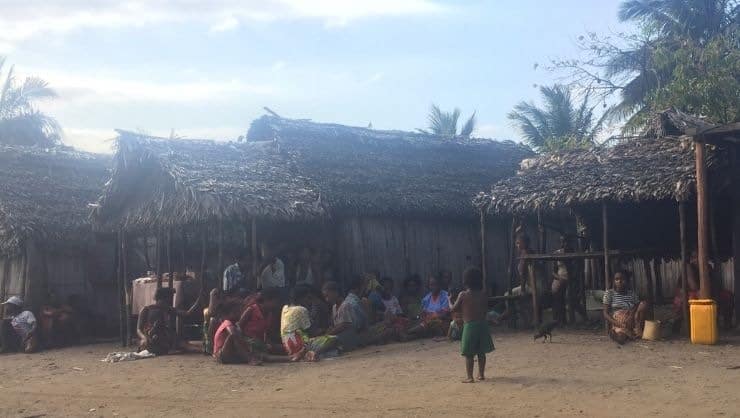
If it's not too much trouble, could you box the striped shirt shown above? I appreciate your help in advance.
[602,289,639,310]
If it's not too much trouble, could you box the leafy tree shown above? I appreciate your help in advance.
[0,57,60,147]
[650,33,740,123]
[507,84,607,152]
[550,0,738,130]
[418,104,476,138]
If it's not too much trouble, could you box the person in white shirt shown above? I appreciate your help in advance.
[1,296,39,353]
[259,243,286,290]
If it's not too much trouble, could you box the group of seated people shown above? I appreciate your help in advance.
[135,256,477,364]
[0,294,88,354]
[202,271,469,364]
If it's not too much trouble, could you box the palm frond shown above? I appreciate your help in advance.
[460,111,476,137]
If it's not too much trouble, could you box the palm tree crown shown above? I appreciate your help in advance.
[508,84,606,152]
[0,57,60,147]
[419,104,477,138]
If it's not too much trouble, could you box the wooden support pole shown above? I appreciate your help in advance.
[251,218,258,281]
[167,228,173,289]
[217,220,224,283]
[642,258,654,318]
[679,201,690,335]
[733,146,740,327]
[480,210,487,291]
[695,141,711,299]
[122,231,130,346]
[602,203,610,290]
[653,257,664,303]
[156,229,163,289]
[180,228,187,271]
[200,226,208,291]
[537,209,546,254]
[116,228,125,347]
[528,260,540,325]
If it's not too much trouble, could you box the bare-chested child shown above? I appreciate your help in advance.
[450,267,494,383]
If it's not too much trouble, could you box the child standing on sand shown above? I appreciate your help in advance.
[450,267,494,383]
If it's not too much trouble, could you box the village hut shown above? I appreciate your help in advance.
[95,116,533,331]
[0,144,115,331]
[476,109,740,328]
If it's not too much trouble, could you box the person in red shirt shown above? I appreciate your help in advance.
[238,287,281,352]
[212,299,290,365]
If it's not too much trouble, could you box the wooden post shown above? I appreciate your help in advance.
[695,141,711,299]
[537,209,546,254]
[122,231,130,346]
[653,257,664,303]
[167,228,173,289]
[602,203,610,290]
[180,228,187,271]
[642,258,655,319]
[156,228,163,289]
[217,220,224,282]
[200,226,208,291]
[679,200,690,335]
[733,146,740,327]
[116,228,125,347]
[528,261,540,325]
[251,218,258,281]
[480,209,487,291]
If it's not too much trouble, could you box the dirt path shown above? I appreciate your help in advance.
[1,330,739,417]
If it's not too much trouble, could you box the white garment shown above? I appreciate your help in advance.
[260,258,285,288]
[295,264,314,285]
[11,310,36,339]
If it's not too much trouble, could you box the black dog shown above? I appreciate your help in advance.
[533,320,558,343]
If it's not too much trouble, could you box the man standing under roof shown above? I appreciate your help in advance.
[259,243,287,302]
[0,296,39,353]
[222,253,253,297]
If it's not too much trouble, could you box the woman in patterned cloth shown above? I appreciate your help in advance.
[281,285,338,361]
[603,271,649,344]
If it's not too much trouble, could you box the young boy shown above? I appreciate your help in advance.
[450,267,494,383]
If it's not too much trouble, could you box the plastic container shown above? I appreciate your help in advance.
[689,299,718,345]
[642,320,661,340]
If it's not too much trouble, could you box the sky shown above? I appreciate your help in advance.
[1,0,629,153]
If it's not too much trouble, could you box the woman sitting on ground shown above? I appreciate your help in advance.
[238,287,283,353]
[281,285,338,361]
[407,276,451,337]
[212,300,290,364]
[322,280,368,351]
[137,288,199,355]
[399,275,423,320]
[603,271,649,344]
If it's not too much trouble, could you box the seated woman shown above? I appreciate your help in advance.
[281,285,338,361]
[137,288,199,355]
[603,272,649,344]
[323,281,365,350]
[407,276,451,337]
[238,287,282,353]
[213,300,290,364]
[39,293,79,348]
[399,275,423,320]
[1,296,39,354]
[378,277,410,340]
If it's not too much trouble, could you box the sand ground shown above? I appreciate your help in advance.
[1,329,739,417]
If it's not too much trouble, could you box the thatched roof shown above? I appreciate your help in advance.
[0,145,109,255]
[95,130,325,229]
[247,116,532,218]
[478,110,729,215]
[97,117,531,228]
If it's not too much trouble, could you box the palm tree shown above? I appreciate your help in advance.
[418,104,476,138]
[618,0,737,45]
[0,57,60,147]
[508,84,607,152]
[607,0,737,128]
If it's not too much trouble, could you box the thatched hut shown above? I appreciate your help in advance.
[96,116,533,299]
[476,109,739,328]
[0,145,115,329]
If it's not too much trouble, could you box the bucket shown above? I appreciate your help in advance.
[642,320,661,341]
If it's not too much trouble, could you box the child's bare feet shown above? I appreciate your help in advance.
[289,347,306,362]
[304,351,318,362]
[461,378,475,383]
[477,375,486,381]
